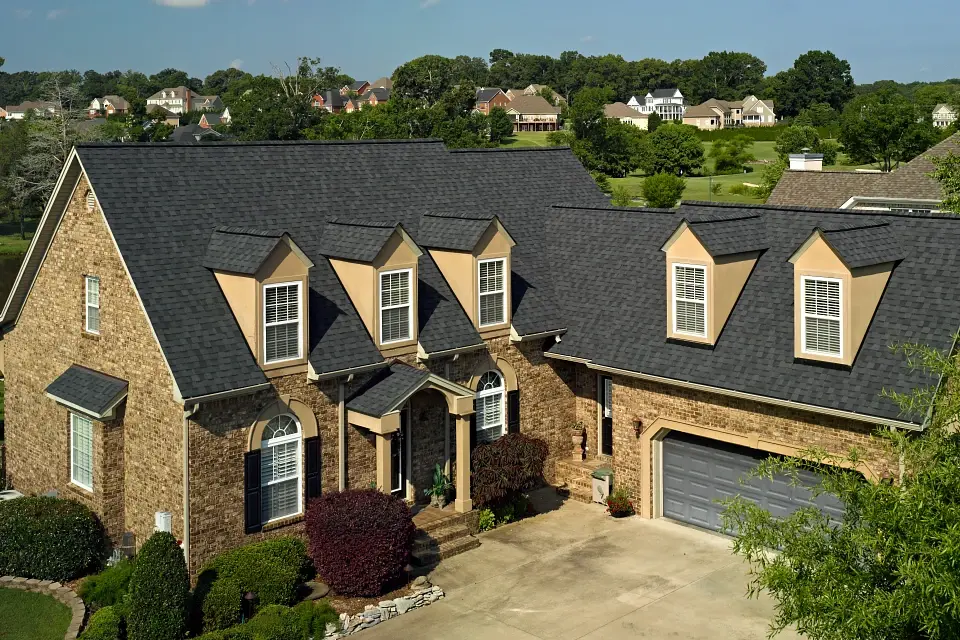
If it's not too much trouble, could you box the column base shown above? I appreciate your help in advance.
[454,498,473,513]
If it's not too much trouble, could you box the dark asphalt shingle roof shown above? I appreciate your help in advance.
[202,227,285,274]
[346,363,430,417]
[68,141,603,399]
[476,88,504,103]
[46,365,129,417]
[818,223,906,269]
[547,201,960,425]
[318,221,398,262]
[417,214,494,251]
[681,213,767,257]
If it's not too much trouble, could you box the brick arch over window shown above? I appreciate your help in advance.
[247,395,318,451]
[467,355,518,393]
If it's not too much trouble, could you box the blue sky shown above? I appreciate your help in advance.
[1,0,957,84]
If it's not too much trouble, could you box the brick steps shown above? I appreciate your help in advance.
[411,534,481,566]
[411,508,479,567]
[555,459,608,505]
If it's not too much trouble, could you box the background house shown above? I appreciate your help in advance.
[681,104,725,130]
[603,102,649,129]
[628,89,687,120]
[341,80,370,96]
[88,95,130,118]
[506,95,560,132]
[683,95,776,129]
[3,101,57,120]
[933,104,957,128]
[475,88,510,115]
[146,87,222,115]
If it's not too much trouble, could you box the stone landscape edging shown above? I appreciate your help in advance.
[0,574,86,639]
[326,577,444,638]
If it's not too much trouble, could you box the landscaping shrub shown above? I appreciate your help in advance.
[471,433,549,509]
[202,576,243,632]
[126,531,190,640]
[78,558,134,611]
[477,508,496,532]
[305,489,416,597]
[728,183,759,197]
[243,605,301,640]
[79,605,123,640]
[293,600,339,639]
[696,125,835,143]
[606,487,636,517]
[0,495,106,580]
[195,628,254,640]
[197,537,309,609]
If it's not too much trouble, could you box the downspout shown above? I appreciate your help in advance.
[182,403,199,570]
[338,377,348,491]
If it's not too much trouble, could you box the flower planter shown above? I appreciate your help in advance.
[571,432,584,461]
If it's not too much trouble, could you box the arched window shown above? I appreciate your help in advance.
[261,414,301,523]
[475,371,505,444]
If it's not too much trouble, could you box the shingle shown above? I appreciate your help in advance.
[547,201,960,425]
[476,88,504,103]
[680,212,767,257]
[346,363,430,417]
[819,223,905,269]
[318,221,397,262]
[417,214,493,251]
[202,227,284,274]
[46,365,128,417]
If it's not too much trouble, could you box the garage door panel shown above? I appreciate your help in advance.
[661,432,847,532]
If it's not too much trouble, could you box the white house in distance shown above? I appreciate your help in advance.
[603,102,649,129]
[682,95,776,130]
[2,101,57,120]
[933,104,957,128]
[627,89,687,120]
[146,87,223,115]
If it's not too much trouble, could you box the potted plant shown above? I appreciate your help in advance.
[605,487,635,518]
[423,463,453,508]
[571,421,586,461]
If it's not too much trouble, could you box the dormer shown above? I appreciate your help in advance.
[321,221,423,356]
[661,214,766,345]
[788,222,903,366]
[418,213,517,339]
[203,227,314,375]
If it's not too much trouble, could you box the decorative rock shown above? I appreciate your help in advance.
[11,577,26,584]
[379,600,394,608]
[364,604,376,612]
[412,575,431,589]
[303,581,331,601]
[48,582,61,591]
[394,596,416,614]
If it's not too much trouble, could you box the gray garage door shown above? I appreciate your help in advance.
[662,431,846,532]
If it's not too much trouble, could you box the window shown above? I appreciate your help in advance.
[85,276,100,334]
[673,264,706,337]
[260,414,301,523]
[602,377,612,418]
[475,371,505,444]
[478,258,506,327]
[379,269,412,344]
[801,276,842,356]
[70,413,93,491]
[263,282,301,364]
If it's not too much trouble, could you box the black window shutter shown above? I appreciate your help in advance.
[244,450,262,534]
[305,436,321,501]
[507,389,520,434]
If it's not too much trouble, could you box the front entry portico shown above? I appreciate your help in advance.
[346,363,476,512]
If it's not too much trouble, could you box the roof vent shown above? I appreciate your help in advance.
[85,192,96,212]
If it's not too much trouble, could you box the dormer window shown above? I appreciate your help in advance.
[479,258,506,327]
[263,282,302,364]
[801,277,842,357]
[379,269,412,344]
[672,264,706,337]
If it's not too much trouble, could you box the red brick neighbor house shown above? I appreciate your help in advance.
[474,88,510,115]
[1,140,956,575]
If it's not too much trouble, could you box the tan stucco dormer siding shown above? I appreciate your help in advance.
[662,223,760,345]
[789,229,898,366]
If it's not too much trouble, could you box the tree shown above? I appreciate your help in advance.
[488,106,513,144]
[771,50,855,117]
[840,89,940,171]
[754,158,787,202]
[774,125,821,158]
[642,124,705,176]
[127,532,190,640]
[647,111,663,132]
[710,135,755,173]
[149,67,194,91]
[202,67,251,96]
[451,55,489,87]
[642,173,686,207]
[722,338,960,640]
[794,102,839,128]
[611,185,632,206]
[931,152,960,213]
[692,51,766,103]
[392,55,455,105]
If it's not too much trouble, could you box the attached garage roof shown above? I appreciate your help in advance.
[45,365,128,419]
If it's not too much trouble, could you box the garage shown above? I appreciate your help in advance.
[661,431,846,532]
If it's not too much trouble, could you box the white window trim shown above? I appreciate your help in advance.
[475,371,506,443]
[260,415,303,524]
[672,263,708,338]
[85,276,100,335]
[262,281,303,365]
[70,413,94,492]
[800,275,843,358]
[478,257,507,328]
[379,268,413,345]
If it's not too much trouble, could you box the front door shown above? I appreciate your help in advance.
[391,409,408,495]
[600,376,613,456]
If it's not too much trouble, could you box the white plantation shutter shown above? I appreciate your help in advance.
[71,413,94,490]
[479,259,506,326]
[261,415,301,522]
[264,283,301,363]
[673,265,706,336]
[802,277,842,355]
[380,270,412,343]
[475,371,505,443]
[85,276,100,334]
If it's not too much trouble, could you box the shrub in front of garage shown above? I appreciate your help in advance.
[471,433,548,510]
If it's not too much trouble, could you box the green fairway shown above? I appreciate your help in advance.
[0,219,35,255]
[609,172,764,206]
[0,588,72,640]
[499,131,553,147]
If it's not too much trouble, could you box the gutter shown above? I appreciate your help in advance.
[182,403,199,571]
[543,351,591,365]
[309,360,388,382]
[543,351,921,431]
[509,327,567,343]
[178,382,273,405]
[416,342,485,361]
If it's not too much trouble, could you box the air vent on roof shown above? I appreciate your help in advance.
[85,192,96,212]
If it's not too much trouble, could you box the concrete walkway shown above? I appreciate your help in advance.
[360,491,800,639]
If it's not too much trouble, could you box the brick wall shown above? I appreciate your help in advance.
[4,174,184,546]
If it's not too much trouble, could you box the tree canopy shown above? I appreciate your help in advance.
[840,89,941,171]
[642,124,705,176]
[767,50,855,116]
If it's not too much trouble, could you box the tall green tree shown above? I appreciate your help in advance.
[771,50,855,117]
[840,89,940,171]
[488,107,513,144]
[692,51,766,102]
[202,68,252,96]
[794,102,839,128]
[722,338,960,640]
[931,152,960,213]
[710,135,755,173]
[647,111,663,132]
[392,55,456,105]
[642,173,686,207]
[642,124,705,176]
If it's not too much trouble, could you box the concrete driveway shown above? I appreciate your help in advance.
[360,490,800,640]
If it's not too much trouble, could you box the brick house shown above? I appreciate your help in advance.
[474,88,510,116]
[0,140,955,575]
[505,95,560,132]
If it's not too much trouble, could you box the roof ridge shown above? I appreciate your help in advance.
[214,225,285,237]
[77,138,445,149]
[450,146,571,154]
[421,212,494,221]
[819,221,890,233]
[327,218,396,229]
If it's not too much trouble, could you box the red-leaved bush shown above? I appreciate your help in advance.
[471,433,549,509]
[305,489,416,597]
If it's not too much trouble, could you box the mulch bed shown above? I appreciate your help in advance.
[325,574,418,616]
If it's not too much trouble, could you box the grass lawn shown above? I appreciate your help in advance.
[0,220,36,255]
[0,588,72,640]
[499,131,553,148]
[609,172,764,205]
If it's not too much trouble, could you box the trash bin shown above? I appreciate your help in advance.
[591,467,613,504]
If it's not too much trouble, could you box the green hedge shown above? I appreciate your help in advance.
[202,577,243,633]
[126,532,190,640]
[197,537,310,609]
[78,558,134,611]
[0,496,106,580]
[78,606,123,640]
[696,126,835,142]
